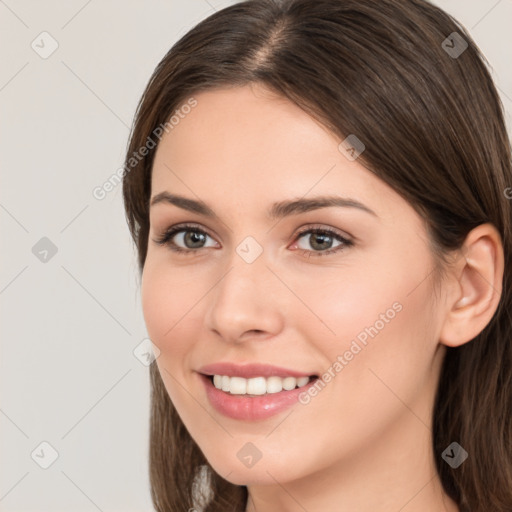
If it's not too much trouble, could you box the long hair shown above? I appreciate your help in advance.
[122,1,512,510]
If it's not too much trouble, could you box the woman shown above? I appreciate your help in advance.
[122,0,512,510]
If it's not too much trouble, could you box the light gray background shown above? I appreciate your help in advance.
[1,1,511,511]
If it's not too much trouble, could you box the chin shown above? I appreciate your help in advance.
[219,467,285,486]
[204,450,302,486]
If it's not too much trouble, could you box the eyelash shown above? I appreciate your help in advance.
[153,223,353,258]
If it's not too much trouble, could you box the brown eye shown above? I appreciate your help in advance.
[154,224,217,254]
[293,227,353,258]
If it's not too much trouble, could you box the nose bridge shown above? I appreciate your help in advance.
[218,232,270,300]
[204,238,284,341]
[216,242,272,311]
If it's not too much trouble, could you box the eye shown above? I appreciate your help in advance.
[153,223,217,255]
[153,223,353,258]
[291,226,353,257]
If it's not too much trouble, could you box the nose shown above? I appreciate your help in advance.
[203,252,285,344]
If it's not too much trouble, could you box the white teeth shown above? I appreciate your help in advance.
[246,377,266,395]
[296,376,309,387]
[282,376,296,390]
[266,376,283,394]
[211,374,313,395]
[229,376,247,395]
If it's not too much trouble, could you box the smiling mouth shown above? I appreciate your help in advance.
[206,374,319,396]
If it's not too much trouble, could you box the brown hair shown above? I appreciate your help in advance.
[122,0,512,510]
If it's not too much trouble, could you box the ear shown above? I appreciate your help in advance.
[439,223,504,347]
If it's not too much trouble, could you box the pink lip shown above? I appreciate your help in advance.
[198,373,318,421]
[197,362,316,379]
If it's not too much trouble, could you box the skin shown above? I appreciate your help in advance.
[141,82,502,512]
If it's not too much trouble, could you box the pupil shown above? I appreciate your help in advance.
[185,231,205,248]
[311,233,332,250]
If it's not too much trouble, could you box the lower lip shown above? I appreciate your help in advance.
[198,373,318,421]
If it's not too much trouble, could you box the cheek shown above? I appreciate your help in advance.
[141,255,206,341]
[140,258,202,405]
[287,259,407,345]
[299,249,439,408]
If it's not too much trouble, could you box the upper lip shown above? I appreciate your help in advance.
[198,362,317,379]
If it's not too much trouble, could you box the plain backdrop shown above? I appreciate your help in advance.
[1,1,511,510]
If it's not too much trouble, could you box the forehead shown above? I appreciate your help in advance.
[150,84,402,221]
[153,84,337,175]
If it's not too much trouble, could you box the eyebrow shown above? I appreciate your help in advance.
[150,192,377,219]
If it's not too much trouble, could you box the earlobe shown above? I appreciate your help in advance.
[439,223,504,348]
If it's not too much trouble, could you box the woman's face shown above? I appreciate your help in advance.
[142,83,449,486]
